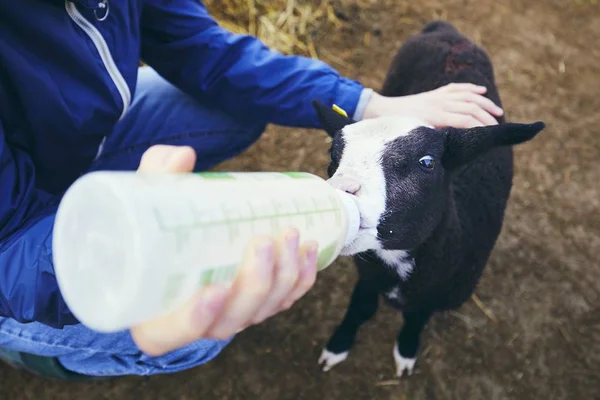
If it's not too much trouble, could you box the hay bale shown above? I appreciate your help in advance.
[204,0,345,58]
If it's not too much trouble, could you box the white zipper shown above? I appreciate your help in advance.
[65,1,131,121]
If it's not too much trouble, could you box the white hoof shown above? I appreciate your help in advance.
[394,343,416,377]
[318,349,349,372]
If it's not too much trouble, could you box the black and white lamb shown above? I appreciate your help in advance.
[312,21,545,377]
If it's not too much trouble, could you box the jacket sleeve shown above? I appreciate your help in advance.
[0,124,77,328]
[140,0,371,128]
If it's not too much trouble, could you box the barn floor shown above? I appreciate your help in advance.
[1,0,599,399]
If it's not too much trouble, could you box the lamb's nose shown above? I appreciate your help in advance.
[327,175,361,195]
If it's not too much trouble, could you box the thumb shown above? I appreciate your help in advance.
[138,145,197,173]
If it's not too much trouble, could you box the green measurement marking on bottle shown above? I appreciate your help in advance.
[198,264,238,286]
[153,206,340,233]
[153,207,166,230]
[163,273,186,308]
[162,266,239,307]
[196,172,317,180]
[317,240,339,271]
[280,172,317,179]
[198,172,236,180]
[163,246,338,308]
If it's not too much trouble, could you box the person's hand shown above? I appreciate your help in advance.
[363,83,504,128]
[129,145,319,356]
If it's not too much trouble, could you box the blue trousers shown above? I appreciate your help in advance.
[0,67,267,376]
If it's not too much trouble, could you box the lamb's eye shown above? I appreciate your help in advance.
[419,155,435,170]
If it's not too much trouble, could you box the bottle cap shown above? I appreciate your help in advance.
[335,189,361,247]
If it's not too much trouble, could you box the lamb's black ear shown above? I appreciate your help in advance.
[312,100,355,137]
[442,122,546,170]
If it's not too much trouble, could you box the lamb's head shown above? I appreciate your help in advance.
[313,100,545,256]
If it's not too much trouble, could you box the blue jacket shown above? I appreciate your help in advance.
[0,0,368,328]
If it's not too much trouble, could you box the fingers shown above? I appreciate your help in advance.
[434,83,504,128]
[443,113,485,129]
[131,235,275,355]
[443,82,487,94]
[250,228,301,324]
[251,234,319,323]
[283,241,318,309]
[205,236,276,339]
[137,145,197,173]
[454,92,504,117]
[446,102,498,126]
[130,284,230,356]
[442,83,504,117]
[131,229,319,356]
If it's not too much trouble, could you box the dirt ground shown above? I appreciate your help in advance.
[1,0,599,399]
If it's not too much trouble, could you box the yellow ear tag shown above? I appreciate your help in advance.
[332,104,348,118]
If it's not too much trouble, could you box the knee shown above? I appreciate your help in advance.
[134,66,266,131]
[234,119,266,148]
[134,66,267,137]
[134,66,183,107]
[192,123,265,172]
[128,66,266,171]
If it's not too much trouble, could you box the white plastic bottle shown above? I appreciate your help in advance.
[52,171,360,333]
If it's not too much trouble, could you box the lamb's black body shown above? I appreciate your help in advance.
[377,21,513,311]
[323,21,520,370]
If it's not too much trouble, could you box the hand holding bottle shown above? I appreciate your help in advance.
[128,145,319,356]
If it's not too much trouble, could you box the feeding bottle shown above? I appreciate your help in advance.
[52,171,360,332]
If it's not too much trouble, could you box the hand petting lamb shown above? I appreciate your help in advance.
[312,20,545,377]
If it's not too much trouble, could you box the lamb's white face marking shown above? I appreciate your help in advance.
[328,116,430,258]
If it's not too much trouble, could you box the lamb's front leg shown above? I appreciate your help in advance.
[318,280,379,372]
[395,310,433,377]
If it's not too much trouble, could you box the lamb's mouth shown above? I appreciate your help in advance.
[359,226,378,234]
[358,216,377,232]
